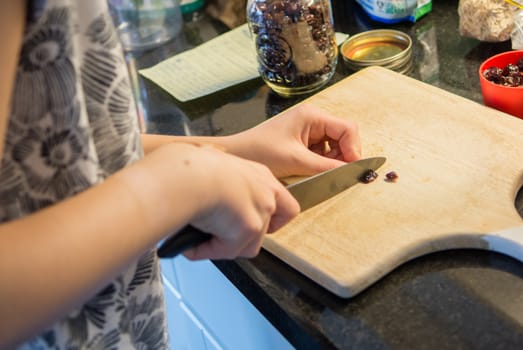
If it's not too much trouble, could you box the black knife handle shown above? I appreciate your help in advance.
[157,225,213,258]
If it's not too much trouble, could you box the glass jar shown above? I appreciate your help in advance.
[247,0,338,97]
[108,0,183,51]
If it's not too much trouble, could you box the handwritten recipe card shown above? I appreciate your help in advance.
[139,24,259,102]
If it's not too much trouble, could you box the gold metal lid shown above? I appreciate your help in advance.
[341,29,413,73]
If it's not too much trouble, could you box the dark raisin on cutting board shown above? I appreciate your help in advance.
[360,169,378,183]
[385,171,399,182]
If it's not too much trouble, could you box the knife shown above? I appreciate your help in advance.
[157,156,386,258]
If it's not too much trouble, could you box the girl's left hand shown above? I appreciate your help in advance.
[227,103,362,178]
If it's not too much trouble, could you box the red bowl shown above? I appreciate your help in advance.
[478,50,523,119]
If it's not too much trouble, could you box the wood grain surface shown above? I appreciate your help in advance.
[263,66,523,298]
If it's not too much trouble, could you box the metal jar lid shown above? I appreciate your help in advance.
[340,29,413,74]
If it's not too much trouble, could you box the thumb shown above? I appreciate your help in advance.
[299,149,348,175]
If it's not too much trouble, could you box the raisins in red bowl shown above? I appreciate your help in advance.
[482,58,523,87]
[478,50,523,119]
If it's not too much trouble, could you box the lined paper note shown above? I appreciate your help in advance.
[139,24,349,102]
[139,24,258,102]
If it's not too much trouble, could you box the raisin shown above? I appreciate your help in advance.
[385,171,399,182]
[360,169,378,184]
[503,75,522,87]
[502,63,520,77]
[483,66,504,84]
[517,57,523,71]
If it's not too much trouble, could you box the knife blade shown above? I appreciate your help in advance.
[157,156,386,258]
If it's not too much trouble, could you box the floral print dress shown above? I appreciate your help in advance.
[1,0,169,348]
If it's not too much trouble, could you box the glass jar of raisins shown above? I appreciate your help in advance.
[247,0,338,97]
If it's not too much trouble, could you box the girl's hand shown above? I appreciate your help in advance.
[227,103,361,178]
[140,143,300,260]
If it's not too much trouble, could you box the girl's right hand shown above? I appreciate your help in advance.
[138,142,300,261]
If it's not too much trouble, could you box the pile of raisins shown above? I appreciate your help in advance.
[247,0,336,88]
[482,57,523,87]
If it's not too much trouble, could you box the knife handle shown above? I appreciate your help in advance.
[157,225,213,258]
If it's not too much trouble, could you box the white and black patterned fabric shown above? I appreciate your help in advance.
[1,1,169,348]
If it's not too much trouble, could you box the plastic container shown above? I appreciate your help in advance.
[246,0,338,97]
[108,0,183,51]
[180,0,205,14]
[355,0,432,24]
[478,50,523,119]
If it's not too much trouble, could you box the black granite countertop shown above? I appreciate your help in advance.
[126,1,523,348]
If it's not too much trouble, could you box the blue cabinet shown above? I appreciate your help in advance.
[160,258,294,350]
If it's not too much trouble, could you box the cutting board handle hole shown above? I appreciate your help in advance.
[516,186,523,219]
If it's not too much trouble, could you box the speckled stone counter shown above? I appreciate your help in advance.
[127,1,523,348]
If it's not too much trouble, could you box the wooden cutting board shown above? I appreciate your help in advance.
[263,66,523,298]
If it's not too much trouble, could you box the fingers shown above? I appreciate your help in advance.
[330,125,362,162]
[183,197,293,261]
[267,183,300,233]
[298,104,362,162]
[293,143,346,175]
[314,120,361,162]
[183,234,262,260]
[182,162,299,261]
[182,216,268,260]
[308,138,344,160]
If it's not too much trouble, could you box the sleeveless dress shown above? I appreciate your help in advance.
[0,0,169,348]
